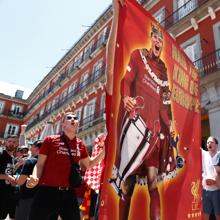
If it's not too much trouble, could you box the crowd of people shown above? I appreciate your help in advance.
[0,112,105,220]
[0,130,219,220]
[0,0,220,220]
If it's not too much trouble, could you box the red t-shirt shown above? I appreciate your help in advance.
[39,134,89,187]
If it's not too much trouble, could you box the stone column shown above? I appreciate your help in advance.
[207,104,220,148]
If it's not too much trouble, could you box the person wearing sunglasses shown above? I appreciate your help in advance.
[26,112,105,220]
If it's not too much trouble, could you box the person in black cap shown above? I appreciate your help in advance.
[15,140,42,220]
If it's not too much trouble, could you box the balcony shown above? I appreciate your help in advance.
[26,65,106,131]
[27,29,110,114]
[162,0,208,29]
[7,110,25,119]
[193,48,220,77]
[78,109,105,133]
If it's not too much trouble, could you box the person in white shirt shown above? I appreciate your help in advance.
[202,136,220,220]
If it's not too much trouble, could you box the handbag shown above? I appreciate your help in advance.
[63,136,82,188]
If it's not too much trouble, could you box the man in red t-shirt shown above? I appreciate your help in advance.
[27,112,105,220]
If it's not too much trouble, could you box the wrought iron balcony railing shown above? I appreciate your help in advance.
[78,109,105,133]
[193,48,220,77]
[28,29,110,113]
[26,65,105,131]
[8,110,25,119]
[26,47,220,131]
[0,111,26,119]
[161,0,208,29]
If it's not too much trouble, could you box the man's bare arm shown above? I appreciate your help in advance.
[80,149,105,169]
[106,0,124,95]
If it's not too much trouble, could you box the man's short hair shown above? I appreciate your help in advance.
[208,136,218,145]
[32,140,43,148]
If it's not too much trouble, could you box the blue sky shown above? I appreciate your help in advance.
[0,0,111,98]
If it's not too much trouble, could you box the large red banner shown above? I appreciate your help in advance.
[99,0,202,219]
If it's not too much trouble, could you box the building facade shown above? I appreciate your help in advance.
[23,7,112,150]
[0,0,219,149]
[0,90,27,145]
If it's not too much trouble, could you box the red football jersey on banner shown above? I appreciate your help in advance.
[99,0,202,220]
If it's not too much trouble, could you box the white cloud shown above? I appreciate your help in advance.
[0,81,32,99]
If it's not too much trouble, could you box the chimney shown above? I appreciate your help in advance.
[15,89,24,99]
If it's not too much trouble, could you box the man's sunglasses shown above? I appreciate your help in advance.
[66,115,79,121]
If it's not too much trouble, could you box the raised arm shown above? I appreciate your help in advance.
[80,133,105,168]
[106,0,124,95]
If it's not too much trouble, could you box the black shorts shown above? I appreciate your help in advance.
[0,189,17,219]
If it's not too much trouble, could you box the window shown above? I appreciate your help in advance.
[181,34,201,62]
[97,27,108,47]
[176,0,196,20]
[92,59,103,81]
[213,22,220,50]
[0,100,5,114]
[67,62,74,74]
[11,104,23,115]
[153,7,165,26]
[60,89,68,102]
[181,34,202,73]
[75,107,82,121]
[52,96,59,110]
[83,42,93,60]
[100,92,106,115]
[54,121,61,134]
[46,102,51,112]
[69,80,78,94]
[184,43,196,61]
[39,107,45,117]
[74,51,83,68]
[213,21,220,68]
[75,107,82,130]
[83,99,96,126]
[5,124,19,137]
[80,72,89,88]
